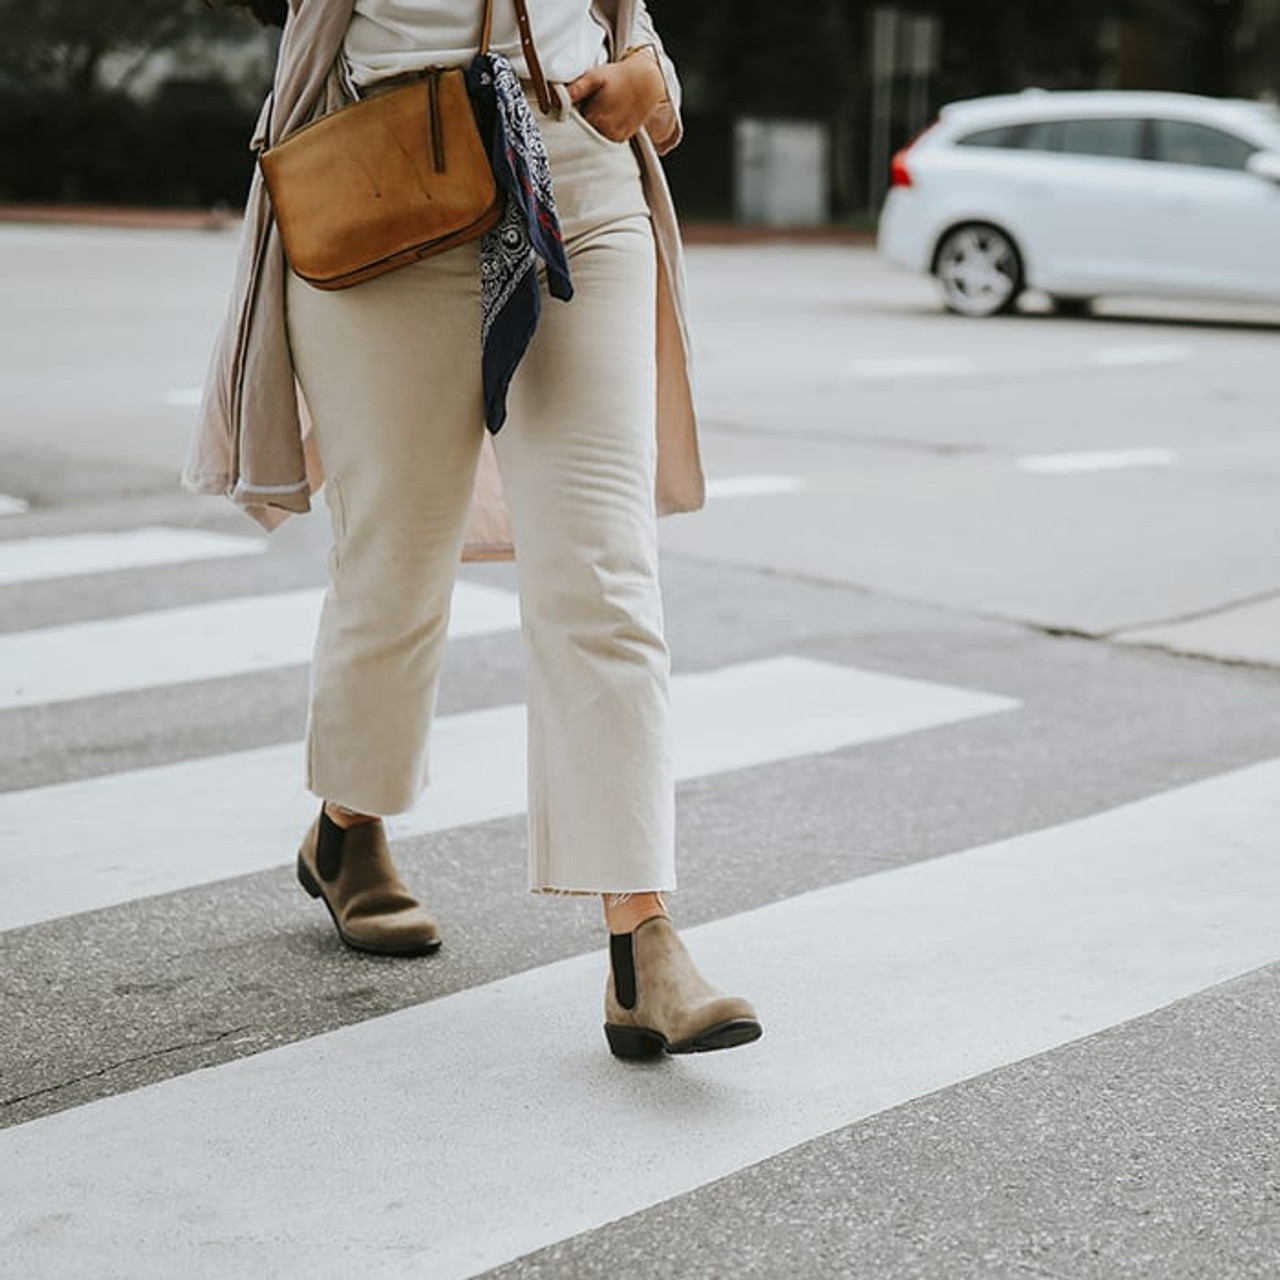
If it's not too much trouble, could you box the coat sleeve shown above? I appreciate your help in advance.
[631,1,683,155]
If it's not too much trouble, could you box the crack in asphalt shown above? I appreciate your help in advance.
[665,548,1280,674]
[0,1024,254,1113]
[1101,584,1280,638]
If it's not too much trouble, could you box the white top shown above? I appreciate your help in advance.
[344,1,609,90]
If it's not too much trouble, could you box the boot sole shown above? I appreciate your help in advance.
[297,855,442,958]
[604,1017,763,1060]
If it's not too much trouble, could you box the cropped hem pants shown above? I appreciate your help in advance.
[285,93,676,895]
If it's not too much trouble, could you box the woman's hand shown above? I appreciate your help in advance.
[566,49,666,142]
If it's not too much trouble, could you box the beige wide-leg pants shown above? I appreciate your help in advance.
[286,95,675,895]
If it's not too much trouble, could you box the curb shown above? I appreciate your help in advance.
[0,205,240,231]
[684,223,875,246]
[0,204,875,244]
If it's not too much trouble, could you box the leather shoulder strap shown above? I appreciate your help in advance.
[511,0,553,114]
[477,0,552,115]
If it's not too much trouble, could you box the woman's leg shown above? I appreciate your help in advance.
[495,104,759,1053]
[285,244,487,952]
[288,248,486,816]
[494,210,674,896]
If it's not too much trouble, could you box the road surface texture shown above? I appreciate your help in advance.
[2,223,1279,1279]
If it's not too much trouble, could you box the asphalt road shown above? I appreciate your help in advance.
[2,224,1280,1279]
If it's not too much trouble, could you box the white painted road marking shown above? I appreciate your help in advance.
[165,388,203,407]
[1018,448,1178,475]
[0,657,1017,929]
[1091,343,1191,367]
[0,582,520,710]
[851,356,975,379]
[845,346,1193,384]
[2,759,1278,1278]
[0,494,29,516]
[0,527,264,587]
[705,475,804,500]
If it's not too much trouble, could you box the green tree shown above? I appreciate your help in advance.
[0,0,246,94]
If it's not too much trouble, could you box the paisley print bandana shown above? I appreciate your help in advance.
[466,52,574,433]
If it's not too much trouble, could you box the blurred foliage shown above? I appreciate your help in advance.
[649,0,1280,214]
[0,0,265,204]
[0,81,260,205]
[930,0,1279,97]
[648,0,1280,105]
[0,0,226,92]
[2,0,1276,209]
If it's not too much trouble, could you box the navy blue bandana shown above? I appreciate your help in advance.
[466,53,573,433]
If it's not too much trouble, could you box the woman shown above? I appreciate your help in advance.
[188,0,760,1059]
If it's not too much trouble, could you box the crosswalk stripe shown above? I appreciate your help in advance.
[0,657,1016,930]
[0,495,29,517]
[3,759,1277,1277]
[1091,343,1191,367]
[851,355,975,379]
[0,582,520,710]
[0,527,264,587]
[1017,448,1177,474]
[704,475,804,500]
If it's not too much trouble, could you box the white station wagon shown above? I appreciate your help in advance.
[878,90,1280,316]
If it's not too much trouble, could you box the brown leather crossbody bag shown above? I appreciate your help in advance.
[259,0,551,291]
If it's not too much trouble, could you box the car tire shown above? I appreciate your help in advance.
[934,223,1023,318]
[1050,295,1094,318]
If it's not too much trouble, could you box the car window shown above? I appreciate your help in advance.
[954,123,1029,149]
[1019,119,1059,152]
[1053,117,1144,160]
[1151,118,1257,170]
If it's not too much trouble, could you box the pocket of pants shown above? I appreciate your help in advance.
[568,102,628,149]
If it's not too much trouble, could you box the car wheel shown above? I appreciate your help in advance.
[934,224,1023,318]
[1050,295,1094,318]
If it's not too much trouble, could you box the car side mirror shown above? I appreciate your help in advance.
[1246,151,1280,183]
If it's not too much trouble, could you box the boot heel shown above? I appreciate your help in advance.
[604,1023,666,1060]
[296,854,323,899]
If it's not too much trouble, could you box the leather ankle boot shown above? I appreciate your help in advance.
[604,916,762,1058]
[296,808,441,956]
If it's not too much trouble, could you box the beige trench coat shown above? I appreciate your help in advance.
[183,0,702,560]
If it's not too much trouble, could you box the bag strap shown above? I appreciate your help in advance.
[478,0,553,115]
[512,0,553,115]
